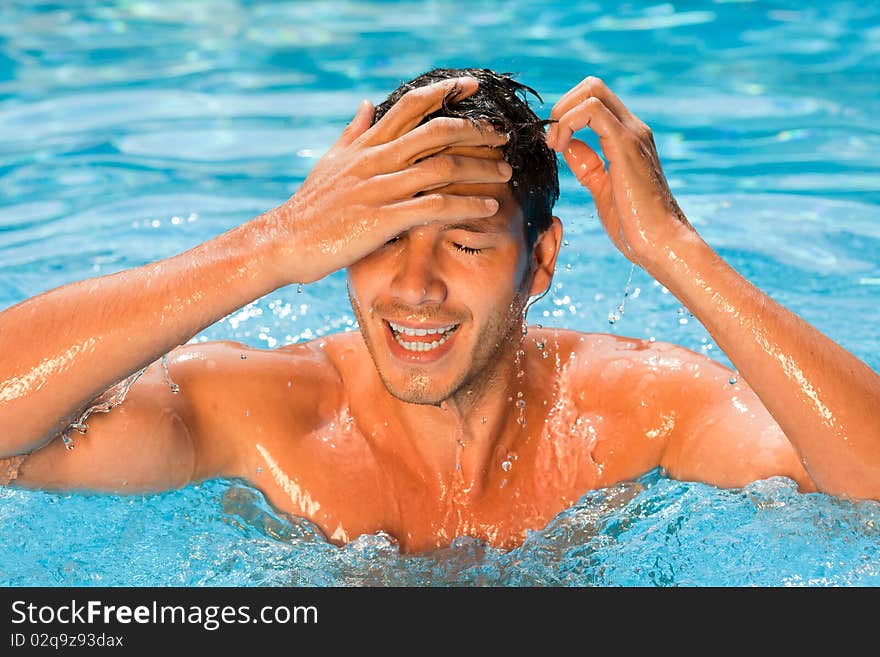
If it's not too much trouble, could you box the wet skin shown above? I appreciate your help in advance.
[10,177,814,553]
[4,74,878,555]
[12,326,812,553]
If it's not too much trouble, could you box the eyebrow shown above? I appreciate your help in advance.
[439,220,505,234]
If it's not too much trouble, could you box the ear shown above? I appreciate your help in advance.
[527,215,563,298]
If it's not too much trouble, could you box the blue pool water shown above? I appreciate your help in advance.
[1,0,879,586]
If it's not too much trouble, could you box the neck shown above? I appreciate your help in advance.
[367,332,530,491]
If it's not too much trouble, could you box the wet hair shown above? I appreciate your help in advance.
[373,67,559,250]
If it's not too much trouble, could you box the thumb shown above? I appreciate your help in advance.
[563,138,607,198]
[335,99,375,148]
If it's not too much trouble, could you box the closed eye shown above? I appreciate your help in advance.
[454,243,483,255]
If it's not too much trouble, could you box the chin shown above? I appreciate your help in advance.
[378,369,459,406]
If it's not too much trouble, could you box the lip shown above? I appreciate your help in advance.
[383,319,461,364]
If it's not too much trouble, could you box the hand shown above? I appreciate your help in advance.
[268,77,512,285]
[546,76,695,273]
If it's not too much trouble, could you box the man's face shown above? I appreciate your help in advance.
[347,172,532,406]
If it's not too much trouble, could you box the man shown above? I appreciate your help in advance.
[1,68,878,553]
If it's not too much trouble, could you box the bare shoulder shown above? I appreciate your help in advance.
[162,338,346,479]
[534,328,813,490]
[536,327,734,395]
[168,337,345,424]
[9,337,350,495]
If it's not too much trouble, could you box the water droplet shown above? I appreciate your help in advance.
[296,283,304,293]
[565,263,572,271]
[256,466,263,475]
[501,460,512,472]
[481,417,488,424]
[729,375,738,385]
[535,340,545,350]
[161,353,179,393]
[240,353,247,360]
[563,240,569,247]
[521,321,528,336]
[516,399,526,409]
[245,410,250,417]
[608,263,636,325]
[536,323,542,329]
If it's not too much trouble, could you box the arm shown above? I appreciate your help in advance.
[0,76,509,461]
[3,340,336,494]
[0,214,278,459]
[548,77,880,499]
[3,357,198,492]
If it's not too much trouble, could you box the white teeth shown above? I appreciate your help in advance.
[388,321,457,336]
[389,322,459,352]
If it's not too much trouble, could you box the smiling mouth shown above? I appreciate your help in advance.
[386,320,460,353]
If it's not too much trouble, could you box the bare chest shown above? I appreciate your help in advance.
[232,400,662,552]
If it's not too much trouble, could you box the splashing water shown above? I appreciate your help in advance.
[59,350,185,449]
[3,0,879,588]
[161,353,180,394]
[608,264,637,325]
[60,366,149,449]
[5,470,878,586]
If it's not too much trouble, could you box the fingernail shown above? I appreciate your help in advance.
[497,161,512,177]
[484,198,499,213]
[453,76,476,96]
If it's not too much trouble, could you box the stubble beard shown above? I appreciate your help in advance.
[347,278,531,407]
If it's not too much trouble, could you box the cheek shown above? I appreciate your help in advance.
[471,261,530,318]
[346,256,387,301]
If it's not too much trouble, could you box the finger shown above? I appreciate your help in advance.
[563,139,623,252]
[563,139,614,222]
[374,155,513,197]
[549,76,642,144]
[360,76,479,146]
[382,193,500,229]
[375,117,508,171]
[553,96,629,156]
[333,99,375,149]
[563,138,607,197]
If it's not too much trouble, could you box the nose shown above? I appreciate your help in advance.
[389,231,447,307]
